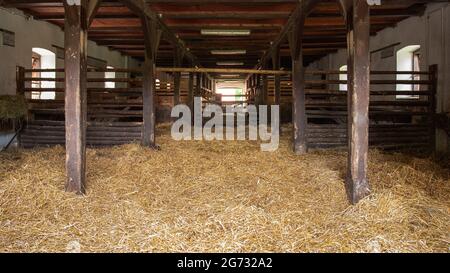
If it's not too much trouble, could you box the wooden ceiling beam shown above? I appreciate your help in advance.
[119,0,203,67]
[1,0,433,67]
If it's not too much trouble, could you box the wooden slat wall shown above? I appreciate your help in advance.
[18,68,214,148]
[18,67,437,151]
[247,68,436,150]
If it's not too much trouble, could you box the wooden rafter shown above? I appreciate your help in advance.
[0,0,431,68]
[120,0,202,67]
[87,0,102,27]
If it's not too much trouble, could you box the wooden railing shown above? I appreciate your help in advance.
[16,67,213,147]
[17,66,438,151]
[246,65,438,150]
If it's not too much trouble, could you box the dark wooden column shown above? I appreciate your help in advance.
[262,71,269,105]
[141,16,161,148]
[173,47,184,106]
[428,64,438,153]
[288,8,307,155]
[16,66,25,97]
[272,46,281,105]
[188,72,194,110]
[196,73,202,97]
[255,75,261,107]
[253,75,257,104]
[202,73,206,90]
[63,0,88,194]
[249,75,254,103]
[345,0,371,204]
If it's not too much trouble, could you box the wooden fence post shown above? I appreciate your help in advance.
[262,73,269,106]
[188,72,194,109]
[16,66,25,96]
[429,64,438,153]
[173,47,184,106]
[196,73,202,97]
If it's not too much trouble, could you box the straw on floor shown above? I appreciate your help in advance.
[0,126,449,252]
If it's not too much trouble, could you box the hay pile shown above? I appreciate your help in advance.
[0,95,27,121]
[0,126,449,253]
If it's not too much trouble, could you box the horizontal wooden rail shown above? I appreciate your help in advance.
[304,79,432,85]
[24,77,142,83]
[24,68,432,76]
[19,65,437,152]
[305,70,431,75]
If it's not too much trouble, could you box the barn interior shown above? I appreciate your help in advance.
[0,0,449,253]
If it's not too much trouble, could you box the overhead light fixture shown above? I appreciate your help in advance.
[219,74,240,78]
[216,61,244,66]
[201,29,251,36]
[211,50,246,55]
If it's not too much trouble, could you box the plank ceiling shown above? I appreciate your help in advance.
[2,0,434,69]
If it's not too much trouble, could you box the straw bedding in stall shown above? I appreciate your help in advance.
[0,95,27,121]
[0,126,449,252]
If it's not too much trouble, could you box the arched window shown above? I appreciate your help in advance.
[31,48,56,100]
[339,65,347,91]
[396,45,421,99]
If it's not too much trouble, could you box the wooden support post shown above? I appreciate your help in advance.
[202,73,206,90]
[271,47,281,133]
[288,7,307,155]
[141,16,161,148]
[16,66,25,97]
[173,47,184,105]
[63,0,88,194]
[262,71,269,105]
[252,75,257,103]
[429,64,438,153]
[15,66,25,147]
[345,0,371,204]
[253,75,257,104]
[196,73,202,97]
[255,75,261,107]
[249,75,254,102]
[272,47,281,105]
[188,72,194,110]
